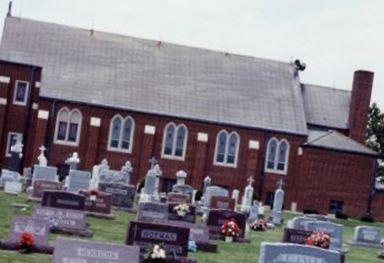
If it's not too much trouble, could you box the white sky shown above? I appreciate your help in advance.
[0,0,383,108]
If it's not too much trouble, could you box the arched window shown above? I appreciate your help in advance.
[214,130,240,167]
[108,115,134,152]
[54,107,82,145]
[265,138,290,174]
[162,123,188,159]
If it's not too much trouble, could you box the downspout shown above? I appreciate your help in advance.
[258,130,269,200]
[45,99,57,162]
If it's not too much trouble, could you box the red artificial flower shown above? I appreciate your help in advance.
[221,219,240,237]
[19,232,35,253]
[305,231,330,249]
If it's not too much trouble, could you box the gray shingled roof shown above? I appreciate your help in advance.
[302,84,351,129]
[0,17,308,135]
[305,129,377,156]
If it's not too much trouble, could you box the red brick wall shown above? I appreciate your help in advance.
[296,146,376,218]
[29,98,306,199]
[0,61,41,170]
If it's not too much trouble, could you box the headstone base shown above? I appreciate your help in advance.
[85,211,115,220]
[348,240,381,248]
[112,206,137,214]
[50,227,93,238]
[0,239,54,254]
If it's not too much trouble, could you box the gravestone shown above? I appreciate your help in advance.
[7,217,48,246]
[288,216,317,230]
[240,177,254,212]
[172,170,194,201]
[349,226,382,248]
[232,189,240,206]
[140,166,158,202]
[271,179,284,225]
[126,220,190,257]
[0,169,19,187]
[42,190,85,211]
[206,209,246,238]
[4,181,22,194]
[168,202,196,223]
[204,186,229,207]
[65,152,80,170]
[137,201,169,222]
[167,192,190,203]
[283,228,313,244]
[67,170,91,193]
[37,145,47,166]
[210,196,235,210]
[53,239,140,263]
[32,165,58,183]
[98,161,132,185]
[304,221,344,251]
[259,242,341,263]
[82,191,113,216]
[248,202,259,222]
[98,183,136,209]
[31,180,63,199]
[33,206,87,232]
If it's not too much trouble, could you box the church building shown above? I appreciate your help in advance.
[0,14,383,220]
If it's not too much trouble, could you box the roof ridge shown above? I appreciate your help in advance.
[5,16,293,66]
[303,83,350,93]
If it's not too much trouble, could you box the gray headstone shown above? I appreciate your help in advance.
[67,170,91,192]
[350,226,382,248]
[288,216,317,230]
[248,203,259,221]
[54,238,140,263]
[259,242,341,263]
[33,206,87,231]
[137,202,168,222]
[4,181,22,194]
[272,180,284,225]
[172,184,194,202]
[33,165,58,183]
[8,217,49,246]
[142,170,157,196]
[304,221,344,251]
[204,186,228,207]
[98,183,136,209]
[0,169,19,186]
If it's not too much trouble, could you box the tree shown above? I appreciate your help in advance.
[366,102,384,177]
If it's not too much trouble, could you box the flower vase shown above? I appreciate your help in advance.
[177,211,187,217]
[225,236,233,243]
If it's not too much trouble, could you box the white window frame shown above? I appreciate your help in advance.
[213,130,240,168]
[107,114,135,153]
[264,137,290,175]
[161,122,188,161]
[13,80,30,106]
[54,107,82,146]
[5,132,23,157]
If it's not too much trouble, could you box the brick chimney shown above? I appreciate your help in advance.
[348,70,374,143]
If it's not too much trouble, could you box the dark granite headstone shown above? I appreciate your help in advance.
[206,209,246,238]
[210,196,235,210]
[126,220,190,257]
[8,217,48,246]
[137,202,168,222]
[167,192,190,203]
[283,228,313,244]
[42,190,85,211]
[98,183,135,209]
[84,192,113,215]
[168,202,196,223]
[32,180,63,199]
[33,206,87,231]
[54,238,140,263]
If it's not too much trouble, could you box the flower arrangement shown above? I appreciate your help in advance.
[221,219,240,242]
[143,244,166,263]
[250,219,267,231]
[305,231,330,249]
[19,232,35,253]
[173,203,190,217]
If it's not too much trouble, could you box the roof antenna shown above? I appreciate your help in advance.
[7,1,12,17]
[90,22,94,36]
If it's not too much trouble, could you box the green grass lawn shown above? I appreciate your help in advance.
[0,191,383,262]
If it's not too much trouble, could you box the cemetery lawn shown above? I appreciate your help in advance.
[0,192,383,263]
